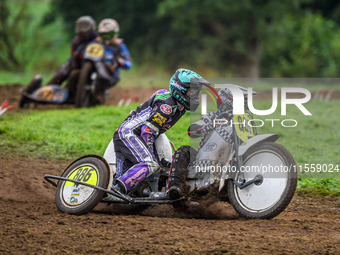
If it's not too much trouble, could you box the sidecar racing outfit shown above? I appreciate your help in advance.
[20,16,97,108]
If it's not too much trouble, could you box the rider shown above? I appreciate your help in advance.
[92,18,132,104]
[112,69,209,195]
[20,16,97,107]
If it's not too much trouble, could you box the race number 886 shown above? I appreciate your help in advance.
[73,167,94,182]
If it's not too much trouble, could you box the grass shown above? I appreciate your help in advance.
[0,99,339,197]
[252,100,340,168]
[0,104,191,160]
[297,178,340,197]
[249,99,340,197]
[0,67,169,89]
[0,71,38,85]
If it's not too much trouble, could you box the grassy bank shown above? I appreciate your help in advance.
[0,105,190,159]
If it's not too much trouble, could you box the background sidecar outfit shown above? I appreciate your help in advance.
[92,18,133,104]
[112,69,206,194]
[20,16,97,107]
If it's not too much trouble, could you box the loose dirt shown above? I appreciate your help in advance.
[0,153,339,254]
[0,84,339,254]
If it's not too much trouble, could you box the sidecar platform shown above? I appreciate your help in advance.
[21,85,70,105]
[44,174,182,205]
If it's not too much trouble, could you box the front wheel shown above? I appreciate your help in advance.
[75,61,94,108]
[55,156,110,215]
[228,142,297,219]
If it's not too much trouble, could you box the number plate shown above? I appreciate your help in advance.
[85,43,104,60]
[63,165,98,206]
[35,87,54,101]
[234,114,254,143]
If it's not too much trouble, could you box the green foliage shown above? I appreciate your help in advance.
[4,0,340,77]
[49,0,164,67]
[261,12,340,77]
[48,0,298,76]
[47,0,340,77]
[0,0,68,73]
[158,0,296,70]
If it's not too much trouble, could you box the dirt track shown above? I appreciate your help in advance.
[0,84,339,254]
[0,153,339,254]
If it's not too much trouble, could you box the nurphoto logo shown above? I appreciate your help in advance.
[201,84,312,128]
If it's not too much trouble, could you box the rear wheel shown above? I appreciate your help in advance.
[55,156,110,215]
[228,142,297,219]
[75,61,94,108]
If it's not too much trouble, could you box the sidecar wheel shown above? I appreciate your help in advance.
[228,142,297,219]
[55,156,110,215]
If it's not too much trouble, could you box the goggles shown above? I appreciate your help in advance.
[99,31,117,41]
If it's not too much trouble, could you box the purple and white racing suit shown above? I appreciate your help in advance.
[113,89,186,192]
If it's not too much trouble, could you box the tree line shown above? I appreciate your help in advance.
[2,0,340,77]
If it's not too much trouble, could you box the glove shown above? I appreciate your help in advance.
[201,114,214,135]
[140,124,156,150]
[117,57,125,68]
[201,123,214,135]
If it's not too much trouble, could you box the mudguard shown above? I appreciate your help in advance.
[154,133,173,162]
[95,61,115,82]
[84,42,114,83]
[238,134,280,156]
[103,139,117,174]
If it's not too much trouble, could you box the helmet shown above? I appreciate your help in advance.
[217,88,233,112]
[75,16,96,39]
[98,18,120,43]
[169,68,209,111]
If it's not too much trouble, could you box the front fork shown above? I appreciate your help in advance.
[232,126,246,183]
[229,128,264,190]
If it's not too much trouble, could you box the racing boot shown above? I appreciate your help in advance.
[116,162,157,193]
[105,178,126,202]
[19,75,42,108]
[112,181,126,194]
[110,155,127,194]
[167,146,197,200]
